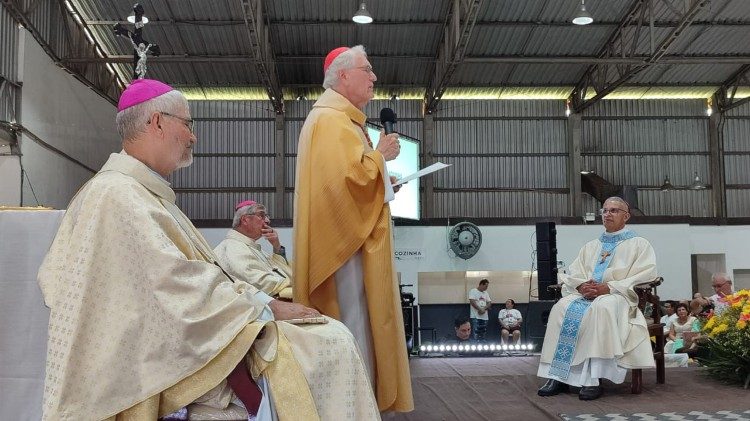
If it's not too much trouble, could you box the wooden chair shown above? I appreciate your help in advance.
[631,276,666,393]
[546,276,666,394]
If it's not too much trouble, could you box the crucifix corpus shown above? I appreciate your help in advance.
[113,3,161,79]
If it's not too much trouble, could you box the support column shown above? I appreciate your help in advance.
[422,114,435,218]
[567,113,582,216]
[274,113,285,218]
[708,112,726,218]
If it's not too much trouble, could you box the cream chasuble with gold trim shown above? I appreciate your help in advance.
[38,152,378,420]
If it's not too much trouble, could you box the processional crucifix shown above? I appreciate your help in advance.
[113,3,161,79]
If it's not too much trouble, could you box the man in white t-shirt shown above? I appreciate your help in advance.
[660,300,678,334]
[498,299,523,345]
[468,279,492,341]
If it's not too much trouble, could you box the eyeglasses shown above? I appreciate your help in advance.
[161,112,195,133]
[244,211,270,221]
[599,208,629,215]
[712,282,727,289]
[354,65,374,75]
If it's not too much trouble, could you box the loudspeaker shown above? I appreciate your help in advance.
[535,222,556,242]
[536,242,557,262]
[525,300,556,343]
[536,222,558,301]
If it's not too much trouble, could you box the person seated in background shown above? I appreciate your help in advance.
[498,299,523,345]
[660,300,678,334]
[708,273,734,314]
[214,200,292,299]
[690,293,713,317]
[665,302,698,354]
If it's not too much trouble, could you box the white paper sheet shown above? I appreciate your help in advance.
[392,162,451,186]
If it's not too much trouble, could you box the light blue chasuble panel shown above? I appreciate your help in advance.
[548,230,637,380]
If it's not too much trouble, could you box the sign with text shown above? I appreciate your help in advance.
[394,248,424,260]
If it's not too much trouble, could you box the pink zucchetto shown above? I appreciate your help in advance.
[235,200,257,211]
[117,79,174,111]
[323,47,350,73]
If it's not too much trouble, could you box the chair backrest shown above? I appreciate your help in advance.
[635,277,663,324]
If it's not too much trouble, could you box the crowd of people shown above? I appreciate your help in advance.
[659,273,734,358]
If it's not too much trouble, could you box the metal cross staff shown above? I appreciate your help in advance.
[113,3,161,80]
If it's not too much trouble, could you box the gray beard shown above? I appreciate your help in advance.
[176,152,193,169]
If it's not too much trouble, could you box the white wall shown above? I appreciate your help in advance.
[0,155,21,205]
[200,223,750,301]
[18,29,119,209]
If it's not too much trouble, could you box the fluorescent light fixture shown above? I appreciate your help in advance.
[572,0,593,25]
[352,2,373,24]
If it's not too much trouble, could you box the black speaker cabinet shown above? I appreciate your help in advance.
[525,300,556,343]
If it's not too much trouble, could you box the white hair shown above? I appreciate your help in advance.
[322,45,367,90]
[604,196,631,212]
[232,203,265,228]
[712,272,732,284]
[115,90,187,141]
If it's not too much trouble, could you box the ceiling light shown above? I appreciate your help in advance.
[127,15,149,24]
[352,2,373,24]
[572,0,593,25]
[690,172,707,190]
[660,175,674,191]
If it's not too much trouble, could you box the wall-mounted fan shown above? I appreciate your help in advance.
[448,222,482,260]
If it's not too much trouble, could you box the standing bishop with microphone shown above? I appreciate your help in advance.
[293,45,414,413]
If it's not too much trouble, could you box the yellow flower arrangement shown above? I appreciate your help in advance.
[698,289,750,388]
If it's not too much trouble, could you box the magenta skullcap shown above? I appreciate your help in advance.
[117,79,174,111]
[235,200,257,211]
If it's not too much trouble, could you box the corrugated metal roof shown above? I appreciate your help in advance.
[58,0,750,101]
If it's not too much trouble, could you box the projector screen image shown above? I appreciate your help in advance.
[366,123,421,220]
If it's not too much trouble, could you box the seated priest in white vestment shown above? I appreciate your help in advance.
[213,200,293,299]
[36,79,379,421]
[537,197,657,401]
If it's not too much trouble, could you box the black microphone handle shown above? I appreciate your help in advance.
[383,121,395,135]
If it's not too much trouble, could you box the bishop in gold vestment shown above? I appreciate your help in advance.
[293,45,413,412]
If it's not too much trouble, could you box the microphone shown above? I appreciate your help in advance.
[380,107,397,135]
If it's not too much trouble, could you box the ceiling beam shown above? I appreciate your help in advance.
[568,0,710,113]
[714,64,750,113]
[239,0,283,113]
[424,0,484,114]
[1,0,119,103]
[62,54,750,65]
[82,19,750,29]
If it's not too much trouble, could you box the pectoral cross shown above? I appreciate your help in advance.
[600,251,610,263]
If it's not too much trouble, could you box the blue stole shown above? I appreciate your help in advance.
[548,229,637,380]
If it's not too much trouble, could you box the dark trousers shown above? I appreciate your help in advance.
[471,318,488,341]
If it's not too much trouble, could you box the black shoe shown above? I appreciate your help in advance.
[578,386,603,400]
[537,379,569,396]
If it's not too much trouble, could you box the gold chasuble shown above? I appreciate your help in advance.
[293,88,414,412]
[37,153,319,420]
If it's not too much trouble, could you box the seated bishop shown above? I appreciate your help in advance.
[37,79,379,421]
[537,197,657,401]
[214,200,293,299]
